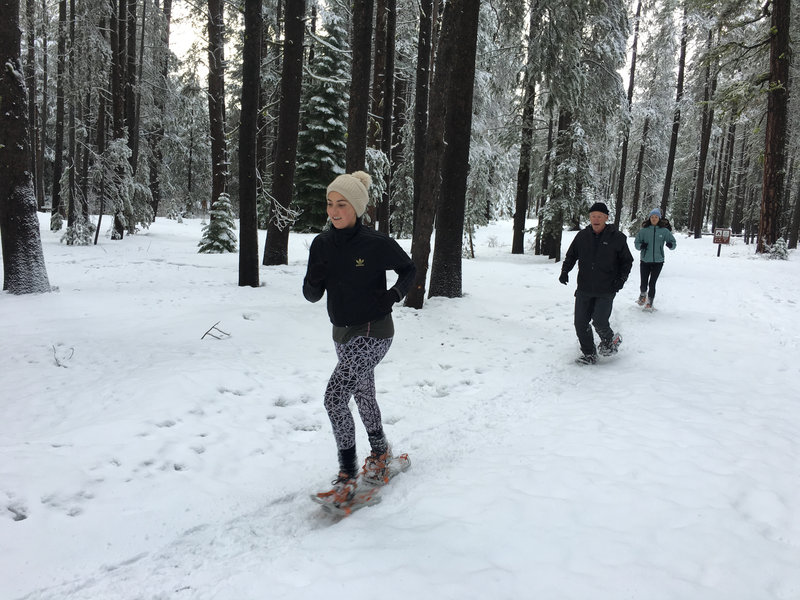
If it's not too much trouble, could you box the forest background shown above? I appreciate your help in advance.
[0,0,797,299]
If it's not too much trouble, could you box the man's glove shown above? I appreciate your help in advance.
[306,263,327,287]
[640,242,648,251]
[666,241,674,249]
[559,272,569,285]
[376,288,401,312]
[613,278,626,292]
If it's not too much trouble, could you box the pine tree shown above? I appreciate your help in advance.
[198,193,237,253]
[294,12,349,232]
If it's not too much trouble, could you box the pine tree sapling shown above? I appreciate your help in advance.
[198,193,237,253]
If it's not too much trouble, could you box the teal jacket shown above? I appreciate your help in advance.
[634,221,676,263]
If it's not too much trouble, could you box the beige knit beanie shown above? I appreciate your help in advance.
[326,171,372,217]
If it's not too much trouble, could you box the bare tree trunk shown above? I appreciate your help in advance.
[66,0,76,230]
[25,0,40,207]
[345,0,373,172]
[540,109,573,262]
[660,4,687,216]
[730,130,748,235]
[428,0,481,299]
[262,0,306,265]
[690,30,717,239]
[629,116,650,221]
[207,0,227,213]
[406,0,458,309]
[412,0,433,231]
[51,0,67,230]
[239,0,261,286]
[38,0,49,211]
[149,0,172,219]
[534,111,554,255]
[717,117,736,227]
[377,0,396,234]
[511,5,539,255]
[0,0,51,293]
[758,0,790,252]
[125,0,138,170]
[613,0,641,226]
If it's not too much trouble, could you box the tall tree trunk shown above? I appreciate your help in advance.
[540,109,572,262]
[207,0,227,213]
[377,0,396,234]
[406,0,459,309]
[710,123,726,231]
[629,116,650,221]
[111,0,127,238]
[412,0,433,231]
[262,0,306,265]
[758,0,790,252]
[428,0,481,299]
[51,0,67,230]
[788,172,800,249]
[125,0,138,170]
[730,130,748,235]
[38,0,48,211]
[660,4,687,216]
[717,117,736,227]
[690,29,717,239]
[345,0,373,172]
[511,5,539,255]
[239,0,261,286]
[66,0,76,230]
[149,0,172,219]
[25,0,39,207]
[534,111,554,255]
[131,0,147,174]
[613,0,641,226]
[0,0,51,293]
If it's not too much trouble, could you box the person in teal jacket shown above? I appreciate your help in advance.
[634,208,677,310]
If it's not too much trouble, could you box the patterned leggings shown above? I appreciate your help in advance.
[324,336,393,451]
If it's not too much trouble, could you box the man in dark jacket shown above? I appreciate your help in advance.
[559,202,633,364]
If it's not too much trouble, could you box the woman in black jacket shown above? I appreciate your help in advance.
[303,171,415,508]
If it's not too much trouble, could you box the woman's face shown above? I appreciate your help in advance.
[327,191,357,229]
[650,214,660,225]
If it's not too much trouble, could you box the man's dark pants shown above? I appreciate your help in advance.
[574,291,615,355]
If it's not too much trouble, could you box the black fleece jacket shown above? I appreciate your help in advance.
[561,223,633,296]
[303,220,416,327]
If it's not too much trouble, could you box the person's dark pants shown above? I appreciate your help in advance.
[574,292,615,355]
[639,262,664,299]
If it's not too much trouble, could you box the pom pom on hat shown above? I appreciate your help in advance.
[588,202,609,215]
[649,208,662,218]
[327,171,372,217]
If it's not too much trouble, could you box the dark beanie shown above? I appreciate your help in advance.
[588,202,609,215]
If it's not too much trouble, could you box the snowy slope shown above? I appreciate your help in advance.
[2,215,799,600]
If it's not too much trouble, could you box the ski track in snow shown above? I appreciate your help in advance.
[2,216,800,599]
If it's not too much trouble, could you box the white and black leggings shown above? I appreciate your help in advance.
[324,336,393,451]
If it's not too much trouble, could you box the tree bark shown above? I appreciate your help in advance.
[690,29,717,238]
[428,0,481,299]
[51,0,67,229]
[149,0,172,219]
[659,4,687,216]
[262,0,306,265]
[405,0,459,309]
[345,0,373,172]
[613,0,641,226]
[758,0,790,252]
[511,5,539,255]
[412,0,433,232]
[207,0,228,214]
[377,0,396,234]
[239,0,261,286]
[629,116,650,222]
[0,0,51,293]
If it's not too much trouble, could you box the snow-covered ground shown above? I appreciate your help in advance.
[2,214,799,600]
